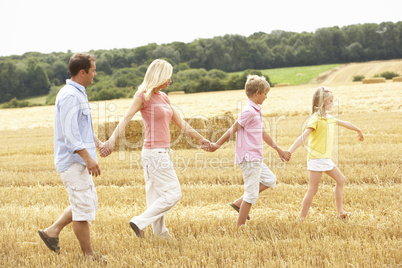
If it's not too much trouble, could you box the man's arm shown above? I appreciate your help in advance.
[76,148,100,177]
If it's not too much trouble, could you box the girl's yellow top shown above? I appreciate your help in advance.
[307,113,337,160]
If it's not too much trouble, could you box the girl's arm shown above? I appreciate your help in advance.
[209,122,243,152]
[288,128,314,154]
[100,96,143,155]
[171,108,210,147]
[263,130,291,161]
[337,120,364,141]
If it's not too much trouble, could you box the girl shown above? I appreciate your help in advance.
[100,59,210,238]
[288,86,364,220]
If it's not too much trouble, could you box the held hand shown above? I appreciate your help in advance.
[200,139,211,151]
[99,140,114,158]
[282,150,291,162]
[204,142,220,152]
[85,157,101,177]
[278,149,291,162]
[357,131,364,142]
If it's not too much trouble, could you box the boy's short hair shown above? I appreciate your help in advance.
[68,53,96,77]
[245,75,270,97]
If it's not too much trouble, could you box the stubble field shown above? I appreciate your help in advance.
[0,80,401,267]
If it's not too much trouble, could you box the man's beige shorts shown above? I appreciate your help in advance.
[60,163,98,221]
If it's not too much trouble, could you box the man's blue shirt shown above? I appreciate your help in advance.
[54,79,97,172]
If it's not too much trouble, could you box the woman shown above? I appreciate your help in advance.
[100,59,209,238]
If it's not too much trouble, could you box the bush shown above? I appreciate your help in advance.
[45,85,61,105]
[0,98,31,108]
[379,71,399,80]
[353,75,365,82]
[226,69,272,90]
[90,88,128,101]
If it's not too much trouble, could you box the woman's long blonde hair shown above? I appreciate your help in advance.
[311,86,333,116]
[137,59,173,100]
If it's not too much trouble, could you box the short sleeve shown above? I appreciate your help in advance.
[160,92,170,104]
[307,115,318,130]
[237,108,254,127]
[328,115,337,124]
[136,92,148,108]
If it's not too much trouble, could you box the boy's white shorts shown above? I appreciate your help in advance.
[307,158,336,171]
[239,161,276,204]
[60,163,98,221]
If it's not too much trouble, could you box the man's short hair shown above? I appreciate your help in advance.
[68,53,96,77]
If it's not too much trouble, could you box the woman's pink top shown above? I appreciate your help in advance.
[137,91,173,149]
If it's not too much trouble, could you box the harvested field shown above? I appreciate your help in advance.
[322,59,402,84]
[0,60,401,267]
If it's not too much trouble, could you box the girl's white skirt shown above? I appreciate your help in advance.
[307,158,336,171]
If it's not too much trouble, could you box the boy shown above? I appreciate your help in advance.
[207,75,290,226]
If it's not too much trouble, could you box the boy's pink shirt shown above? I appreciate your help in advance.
[137,92,173,149]
[235,99,264,164]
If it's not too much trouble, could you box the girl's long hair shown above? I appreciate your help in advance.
[137,59,173,100]
[311,86,333,115]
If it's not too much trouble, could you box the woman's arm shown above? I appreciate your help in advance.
[171,108,209,146]
[101,96,143,154]
[288,128,314,154]
[337,120,364,141]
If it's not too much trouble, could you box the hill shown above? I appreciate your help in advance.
[321,59,402,85]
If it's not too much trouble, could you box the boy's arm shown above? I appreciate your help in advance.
[208,122,242,152]
[263,130,291,161]
[337,120,364,141]
[288,128,313,154]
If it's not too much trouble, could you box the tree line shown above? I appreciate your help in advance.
[1,21,401,105]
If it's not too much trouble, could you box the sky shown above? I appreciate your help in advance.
[1,0,401,57]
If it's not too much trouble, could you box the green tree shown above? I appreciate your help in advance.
[153,45,181,63]
[96,56,113,75]
[346,42,363,62]
[133,44,158,65]
[52,60,69,85]
[314,27,346,63]
[27,60,51,96]
[0,60,21,103]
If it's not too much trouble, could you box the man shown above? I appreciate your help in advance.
[38,53,103,261]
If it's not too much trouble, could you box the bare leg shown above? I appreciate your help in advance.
[233,183,269,207]
[73,221,94,256]
[325,167,347,215]
[237,201,252,227]
[45,206,73,238]
[300,171,322,219]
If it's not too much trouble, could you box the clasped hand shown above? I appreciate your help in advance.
[98,140,114,158]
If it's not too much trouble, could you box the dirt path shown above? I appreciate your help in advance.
[322,59,402,85]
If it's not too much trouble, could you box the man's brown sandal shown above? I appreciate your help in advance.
[38,229,60,253]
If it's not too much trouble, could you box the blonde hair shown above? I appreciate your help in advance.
[311,86,333,115]
[245,75,270,97]
[137,59,173,100]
